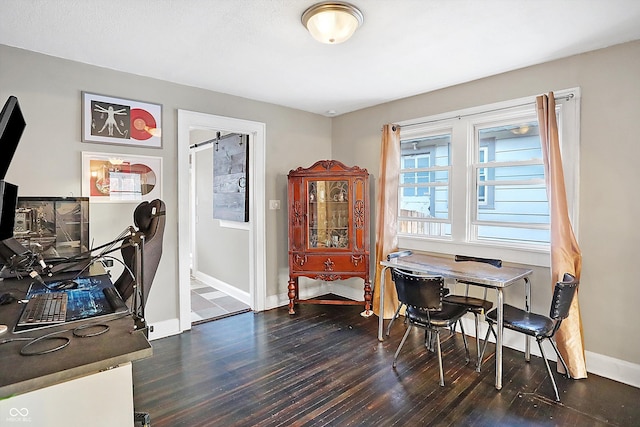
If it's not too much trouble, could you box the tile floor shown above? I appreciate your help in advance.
[190,278,251,324]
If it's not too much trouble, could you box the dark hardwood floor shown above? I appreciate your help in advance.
[132,302,640,426]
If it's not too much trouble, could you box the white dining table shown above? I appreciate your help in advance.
[378,252,533,390]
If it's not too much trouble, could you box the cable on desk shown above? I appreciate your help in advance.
[0,337,32,345]
[19,331,71,356]
[73,323,110,337]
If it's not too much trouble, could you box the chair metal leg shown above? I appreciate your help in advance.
[425,329,436,352]
[478,323,497,372]
[435,329,445,386]
[473,312,481,369]
[458,320,470,363]
[393,324,412,368]
[549,337,572,379]
[386,303,403,337]
[537,338,561,402]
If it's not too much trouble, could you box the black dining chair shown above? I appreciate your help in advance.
[391,268,470,386]
[384,250,414,337]
[443,255,500,370]
[479,273,578,401]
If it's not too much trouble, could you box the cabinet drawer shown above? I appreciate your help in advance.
[290,253,368,274]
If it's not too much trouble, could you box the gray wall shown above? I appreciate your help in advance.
[332,40,640,366]
[0,44,331,326]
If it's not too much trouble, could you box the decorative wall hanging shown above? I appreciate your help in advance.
[82,152,163,203]
[212,133,249,222]
[81,92,162,148]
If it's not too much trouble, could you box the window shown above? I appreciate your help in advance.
[399,132,451,238]
[397,89,580,265]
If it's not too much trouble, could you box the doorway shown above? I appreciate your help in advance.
[177,110,266,332]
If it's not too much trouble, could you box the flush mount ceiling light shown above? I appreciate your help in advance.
[302,2,364,44]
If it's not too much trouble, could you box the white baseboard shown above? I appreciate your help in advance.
[456,316,640,389]
[585,350,640,389]
[193,271,251,306]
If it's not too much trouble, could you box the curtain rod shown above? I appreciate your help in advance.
[396,93,575,130]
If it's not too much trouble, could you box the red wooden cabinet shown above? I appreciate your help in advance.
[287,160,371,315]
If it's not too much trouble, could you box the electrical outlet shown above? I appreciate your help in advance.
[269,200,281,210]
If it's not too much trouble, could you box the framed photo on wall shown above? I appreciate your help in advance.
[81,92,162,148]
[82,152,163,203]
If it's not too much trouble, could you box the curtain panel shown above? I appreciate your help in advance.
[373,124,401,318]
[536,93,587,379]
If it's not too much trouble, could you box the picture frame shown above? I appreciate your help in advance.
[81,92,162,148]
[82,152,163,203]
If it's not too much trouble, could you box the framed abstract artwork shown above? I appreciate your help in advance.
[82,152,163,203]
[81,92,162,148]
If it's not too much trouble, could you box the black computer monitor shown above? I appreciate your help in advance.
[0,96,25,181]
[14,197,90,260]
[0,96,26,241]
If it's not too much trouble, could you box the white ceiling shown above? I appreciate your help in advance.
[2,0,640,116]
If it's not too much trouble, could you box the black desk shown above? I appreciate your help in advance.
[0,267,152,426]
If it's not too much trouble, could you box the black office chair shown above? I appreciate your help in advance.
[113,199,166,314]
[442,255,500,370]
[479,273,578,401]
[391,268,470,386]
[112,199,165,427]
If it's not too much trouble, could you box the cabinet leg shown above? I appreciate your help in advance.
[288,279,297,315]
[361,280,373,317]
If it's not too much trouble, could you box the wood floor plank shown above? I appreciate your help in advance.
[132,302,640,426]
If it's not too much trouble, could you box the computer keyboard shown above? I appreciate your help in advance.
[17,292,68,326]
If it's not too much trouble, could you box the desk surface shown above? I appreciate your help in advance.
[380,253,532,287]
[0,268,152,399]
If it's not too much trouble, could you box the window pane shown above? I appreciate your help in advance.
[399,134,451,226]
[476,225,549,246]
[399,220,451,237]
[400,133,451,238]
[482,164,545,181]
[476,184,549,224]
[474,118,549,245]
[478,121,541,162]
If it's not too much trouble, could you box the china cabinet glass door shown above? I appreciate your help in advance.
[307,180,349,249]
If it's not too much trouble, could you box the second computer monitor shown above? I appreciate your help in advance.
[14,196,89,260]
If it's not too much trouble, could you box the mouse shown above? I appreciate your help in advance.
[51,280,79,290]
[0,293,16,305]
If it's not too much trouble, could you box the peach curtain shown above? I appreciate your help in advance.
[536,93,587,379]
[373,124,401,318]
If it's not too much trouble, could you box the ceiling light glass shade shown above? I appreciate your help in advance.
[302,2,363,44]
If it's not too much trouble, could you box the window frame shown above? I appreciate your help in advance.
[396,88,580,267]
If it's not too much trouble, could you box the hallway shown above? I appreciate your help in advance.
[190,278,251,324]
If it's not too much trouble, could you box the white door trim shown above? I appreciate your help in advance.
[178,110,266,332]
